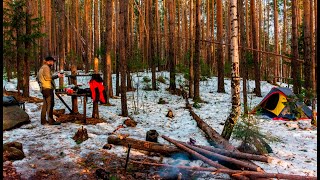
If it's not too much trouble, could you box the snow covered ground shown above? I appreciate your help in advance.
[3,71,317,179]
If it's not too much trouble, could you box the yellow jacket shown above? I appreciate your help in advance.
[38,64,58,90]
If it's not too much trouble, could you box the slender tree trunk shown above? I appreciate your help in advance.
[144,0,149,70]
[120,0,129,117]
[250,0,261,97]
[168,0,176,92]
[211,0,215,76]
[16,4,24,95]
[273,0,279,83]
[189,0,194,98]
[88,0,93,70]
[94,0,99,57]
[282,0,287,83]
[58,0,65,89]
[150,0,157,90]
[116,0,120,96]
[303,0,311,101]
[176,0,179,65]
[193,0,201,101]
[266,0,270,80]
[291,0,301,94]
[84,0,90,72]
[245,0,250,48]
[155,0,160,67]
[92,58,100,118]
[47,0,52,55]
[221,0,240,140]
[105,0,113,99]
[127,1,133,91]
[310,0,316,126]
[239,0,248,115]
[23,0,32,97]
[206,0,211,74]
[217,0,225,93]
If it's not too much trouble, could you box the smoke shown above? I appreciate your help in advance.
[157,153,191,179]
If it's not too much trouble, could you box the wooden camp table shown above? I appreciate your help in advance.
[55,91,90,123]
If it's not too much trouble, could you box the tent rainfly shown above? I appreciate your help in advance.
[250,87,313,120]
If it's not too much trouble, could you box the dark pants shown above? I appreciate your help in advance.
[41,89,54,123]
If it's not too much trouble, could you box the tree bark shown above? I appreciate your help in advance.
[168,0,176,92]
[58,0,65,89]
[250,0,261,97]
[119,0,128,117]
[94,0,99,57]
[291,0,301,94]
[273,0,279,84]
[150,0,157,90]
[16,3,24,96]
[221,0,241,140]
[217,0,225,93]
[105,0,113,99]
[189,0,194,98]
[107,136,185,156]
[282,0,287,83]
[239,0,248,115]
[23,0,32,97]
[193,0,201,101]
[303,0,312,99]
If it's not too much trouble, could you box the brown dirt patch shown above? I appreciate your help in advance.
[56,114,105,125]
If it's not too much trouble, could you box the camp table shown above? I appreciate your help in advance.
[55,91,90,124]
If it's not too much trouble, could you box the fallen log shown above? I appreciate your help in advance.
[188,103,265,171]
[131,161,317,180]
[181,141,262,172]
[189,109,237,151]
[178,141,271,163]
[107,136,186,157]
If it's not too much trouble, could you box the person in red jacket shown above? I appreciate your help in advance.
[89,74,107,104]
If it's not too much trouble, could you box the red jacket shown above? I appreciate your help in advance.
[89,80,107,104]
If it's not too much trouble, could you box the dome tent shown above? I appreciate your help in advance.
[250,87,313,120]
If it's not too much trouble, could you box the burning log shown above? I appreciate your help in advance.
[107,136,187,157]
[162,135,249,180]
[162,136,227,169]
[131,161,317,180]
[180,142,262,172]
[178,141,271,163]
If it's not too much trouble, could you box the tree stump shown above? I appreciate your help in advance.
[166,109,174,118]
[3,142,25,162]
[72,126,88,144]
[146,130,159,143]
[124,118,137,127]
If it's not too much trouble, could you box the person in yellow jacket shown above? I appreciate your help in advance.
[38,56,64,125]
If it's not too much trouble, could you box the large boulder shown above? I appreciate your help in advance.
[3,105,30,131]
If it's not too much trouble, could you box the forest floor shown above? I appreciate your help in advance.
[3,71,317,179]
